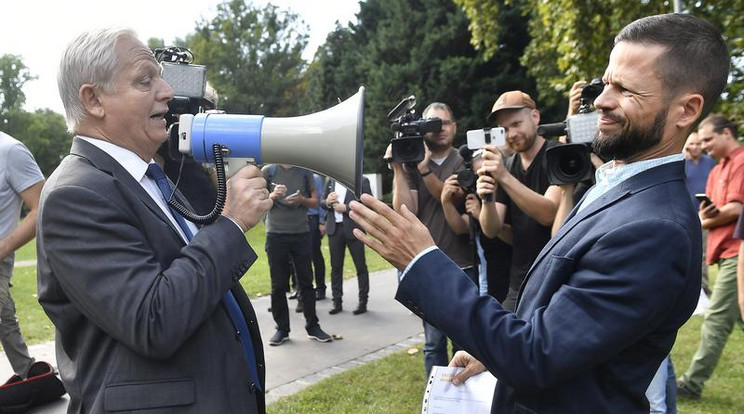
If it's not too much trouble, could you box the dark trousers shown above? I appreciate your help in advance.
[266,232,318,332]
[308,215,326,291]
[328,222,369,303]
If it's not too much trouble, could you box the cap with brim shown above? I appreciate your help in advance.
[486,91,536,124]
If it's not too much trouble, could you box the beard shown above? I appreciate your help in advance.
[592,108,667,161]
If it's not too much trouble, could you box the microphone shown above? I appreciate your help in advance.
[537,122,567,137]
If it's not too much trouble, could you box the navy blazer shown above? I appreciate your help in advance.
[37,138,265,413]
[396,161,700,413]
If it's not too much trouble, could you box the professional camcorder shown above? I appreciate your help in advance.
[539,78,604,185]
[388,96,442,164]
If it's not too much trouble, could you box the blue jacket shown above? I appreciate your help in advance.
[396,161,700,413]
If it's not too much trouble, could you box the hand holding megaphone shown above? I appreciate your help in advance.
[221,165,273,232]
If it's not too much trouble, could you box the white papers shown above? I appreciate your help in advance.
[693,288,710,316]
[422,366,497,414]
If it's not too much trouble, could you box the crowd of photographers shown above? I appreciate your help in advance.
[386,82,743,412]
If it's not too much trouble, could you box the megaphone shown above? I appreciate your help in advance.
[176,86,365,194]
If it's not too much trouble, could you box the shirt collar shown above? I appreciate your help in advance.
[594,153,683,190]
[78,135,152,182]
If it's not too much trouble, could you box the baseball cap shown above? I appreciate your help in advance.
[487,91,536,123]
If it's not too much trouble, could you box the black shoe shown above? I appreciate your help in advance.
[329,302,342,315]
[315,289,326,300]
[269,330,289,346]
[307,326,332,343]
[288,291,298,300]
[676,380,701,400]
[352,302,367,315]
[295,302,304,313]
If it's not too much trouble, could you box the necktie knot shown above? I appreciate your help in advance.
[146,163,168,182]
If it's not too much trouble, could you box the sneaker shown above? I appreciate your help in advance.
[269,330,289,346]
[676,380,701,400]
[307,326,333,343]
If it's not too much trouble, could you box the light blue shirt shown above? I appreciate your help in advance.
[577,153,683,213]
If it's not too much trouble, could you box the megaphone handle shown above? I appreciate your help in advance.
[167,143,228,225]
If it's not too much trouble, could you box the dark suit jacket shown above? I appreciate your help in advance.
[321,177,372,240]
[37,138,266,413]
[396,161,701,413]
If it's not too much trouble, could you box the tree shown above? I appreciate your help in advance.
[4,109,72,177]
[0,54,36,115]
[305,0,542,178]
[185,0,309,116]
[454,0,744,118]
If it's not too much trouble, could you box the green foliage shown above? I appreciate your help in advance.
[185,0,309,116]
[0,54,36,114]
[3,109,73,177]
[454,0,744,120]
[304,0,542,191]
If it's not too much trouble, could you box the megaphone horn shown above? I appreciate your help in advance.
[178,86,365,194]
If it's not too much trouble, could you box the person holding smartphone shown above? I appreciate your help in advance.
[678,115,744,400]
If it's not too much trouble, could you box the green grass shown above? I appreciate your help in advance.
[266,265,744,413]
[269,346,427,414]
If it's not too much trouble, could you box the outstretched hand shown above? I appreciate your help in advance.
[349,194,435,270]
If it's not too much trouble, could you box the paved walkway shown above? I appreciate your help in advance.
[0,268,424,412]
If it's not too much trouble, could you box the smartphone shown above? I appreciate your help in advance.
[285,190,301,200]
[466,127,506,150]
[695,193,712,207]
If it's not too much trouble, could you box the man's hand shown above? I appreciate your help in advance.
[449,351,486,386]
[349,194,435,270]
[477,145,507,181]
[327,192,345,212]
[699,202,719,219]
[221,165,273,231]
[319,223,326,236]
[441,174,464,204]
[465,194,481,218]
[417,143,433,174]
[270,183,287,200]
[567,80,587,117]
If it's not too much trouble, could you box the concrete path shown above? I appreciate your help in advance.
[0,268,424,412]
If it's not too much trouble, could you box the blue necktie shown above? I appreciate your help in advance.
[146,163,262,391]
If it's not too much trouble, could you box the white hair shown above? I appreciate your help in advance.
[57,28,137,133]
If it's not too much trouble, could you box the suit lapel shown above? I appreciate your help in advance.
[70,138,185,242]
[517,161,686,306]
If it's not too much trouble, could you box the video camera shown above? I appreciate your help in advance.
[388,96,442,165]
[538,78,604,185]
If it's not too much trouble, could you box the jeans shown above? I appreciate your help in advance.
[645,355,676,413]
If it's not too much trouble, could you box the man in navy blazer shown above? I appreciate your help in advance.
[37,29,272,412]
[349,14,730,413]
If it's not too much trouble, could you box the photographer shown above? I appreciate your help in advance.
[476,91,562,311]
[462,149,513,301]
[389,102,475,377]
